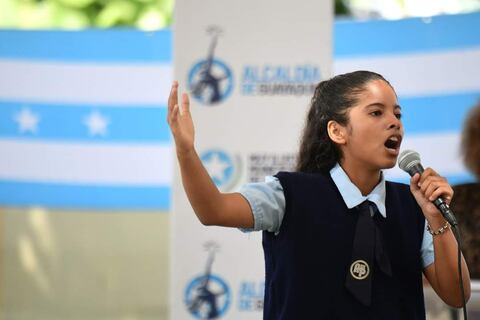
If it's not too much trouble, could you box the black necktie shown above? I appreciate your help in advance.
[345,200,392,306]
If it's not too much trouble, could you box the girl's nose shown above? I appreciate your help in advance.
[388,114,402,129]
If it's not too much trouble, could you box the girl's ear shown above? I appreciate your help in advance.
[327,120,347,145]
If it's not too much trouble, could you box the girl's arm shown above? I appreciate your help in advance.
[167,81,254,228]
[411,169,471,307]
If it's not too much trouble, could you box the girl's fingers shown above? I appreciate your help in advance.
[420,176,443,193]
[429,186,453,202]
[181,93,190,116]
[418,167,438,185]
[170,104,180,124]
[411,173,420,183]
[424,181,441,199]
[167,102,177,125]
[410,173,420,190]
[444,195,452,205]
[168,81,179,113]
[417,174,453,202]
[420,177,440,193]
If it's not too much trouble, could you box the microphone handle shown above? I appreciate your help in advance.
[433,198,458,226]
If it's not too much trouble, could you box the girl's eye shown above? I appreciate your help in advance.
[395,113,402,119]
[370,111,382,116]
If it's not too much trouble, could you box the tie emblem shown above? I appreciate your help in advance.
[350,260,370,280]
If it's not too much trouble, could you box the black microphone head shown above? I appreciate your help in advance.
[398,149,421,174]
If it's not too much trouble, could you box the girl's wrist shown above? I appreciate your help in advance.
[176,147,196,160]
[425,213,447,230]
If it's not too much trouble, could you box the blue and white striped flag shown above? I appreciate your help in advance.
[1,13,478,209]
[0,30,173,209]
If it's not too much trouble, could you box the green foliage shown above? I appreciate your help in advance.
[0,0,349,30]
[335,0,350,16]
[0,0,174,30]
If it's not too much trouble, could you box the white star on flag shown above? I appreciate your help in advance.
[14,107,40,134]
[84,111,109,137]
[204,153,230,181]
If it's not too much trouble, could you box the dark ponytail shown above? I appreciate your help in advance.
[296,70,392,173]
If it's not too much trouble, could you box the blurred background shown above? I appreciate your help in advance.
[0,0,479,319]
[1,0,480,29]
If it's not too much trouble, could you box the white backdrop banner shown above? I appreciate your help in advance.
[171,1,333,319]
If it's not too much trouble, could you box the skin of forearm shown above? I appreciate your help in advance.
[429,215,471,307]
[176,148,225,225]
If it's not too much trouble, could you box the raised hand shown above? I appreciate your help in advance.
[167,81,195,156]
[165,82,253,229]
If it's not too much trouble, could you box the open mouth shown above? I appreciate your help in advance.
[384,135,401,152]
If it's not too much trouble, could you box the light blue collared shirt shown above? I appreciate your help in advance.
[238,163,434,268]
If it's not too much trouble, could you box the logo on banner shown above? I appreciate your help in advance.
[247,153,296,182]
[238,281,265,312]
[241,64,321,97]
[185,242,231,319]
[200,149,241,191]
[188,26,234,105]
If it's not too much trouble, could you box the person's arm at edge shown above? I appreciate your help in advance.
[168,81,254,228]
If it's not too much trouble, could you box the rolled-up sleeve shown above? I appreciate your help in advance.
[237,176,285,234]
[421,221,435,268]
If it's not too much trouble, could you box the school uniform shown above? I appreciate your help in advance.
[239,163,434,320]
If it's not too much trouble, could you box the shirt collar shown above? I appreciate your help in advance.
[329,163,387,218]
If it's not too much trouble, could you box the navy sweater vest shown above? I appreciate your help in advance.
[262,171,426,320]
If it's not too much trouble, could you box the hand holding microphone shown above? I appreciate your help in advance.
[398,150,458,226]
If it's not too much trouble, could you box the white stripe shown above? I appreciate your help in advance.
[334,48,480,97]
[0,59,172,105]
[384,132,467,179]
[0,139,173,185]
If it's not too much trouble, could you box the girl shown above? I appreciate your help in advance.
[167,71,471,319]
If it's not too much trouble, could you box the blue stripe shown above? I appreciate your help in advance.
[0,180,170,210]
[0,30,171,63]
[400,92,480,134]
[446,174,477,186]
[335,12,480,57]
[1,14,479,61]
[0,100,171,142]
[388,173,476,186]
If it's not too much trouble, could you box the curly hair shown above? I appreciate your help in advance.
[296,70,393,173]
[461,102,480,178]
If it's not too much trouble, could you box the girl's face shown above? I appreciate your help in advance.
[341,79,403,171]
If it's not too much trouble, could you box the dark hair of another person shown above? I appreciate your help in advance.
[461,102,480,179]
[296,70,393,173]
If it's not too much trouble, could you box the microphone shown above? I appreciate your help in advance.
[398,150,458,226]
